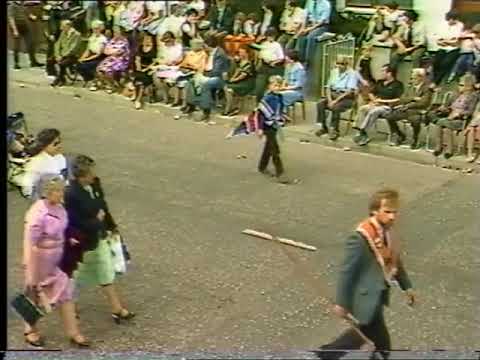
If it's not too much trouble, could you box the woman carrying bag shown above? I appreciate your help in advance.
[60,155,135,324]
[21,174,89,348]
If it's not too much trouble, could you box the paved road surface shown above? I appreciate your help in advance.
[6,81,479,355]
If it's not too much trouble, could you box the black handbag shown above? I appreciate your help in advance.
[11,292,46,326]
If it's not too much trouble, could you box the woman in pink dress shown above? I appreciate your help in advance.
[23,175,89,348]
[96,26,131,94]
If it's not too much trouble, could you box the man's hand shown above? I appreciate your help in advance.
[405,289,415,307]
[333,304,349,319]
[257,129,264,139]
[29,14,38,21]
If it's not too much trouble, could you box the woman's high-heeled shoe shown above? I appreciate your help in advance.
[112,309,136,324]
[24,331,45,348]
[69,334,90,348]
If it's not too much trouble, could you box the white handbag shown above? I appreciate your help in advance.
[108,233,128,275]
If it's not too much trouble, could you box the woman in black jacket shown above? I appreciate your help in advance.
[60,154,135,324]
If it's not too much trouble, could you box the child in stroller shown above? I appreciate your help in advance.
[7,112,34,190]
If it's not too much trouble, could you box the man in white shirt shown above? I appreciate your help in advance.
[278,0,307,50]
[157,4,185,38]
[431,11,464,86]
[253,28,285,101]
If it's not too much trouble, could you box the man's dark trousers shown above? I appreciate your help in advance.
[12,23,37,66]
[258,127,284,177]
[316,96,354,131]
[386,108,423,143]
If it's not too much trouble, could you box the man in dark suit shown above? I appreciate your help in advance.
[206,0,234,37]
[385,68,433,149]
[182,36,231,122]
[321,189,415,357]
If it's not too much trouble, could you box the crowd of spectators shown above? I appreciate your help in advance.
[8,0,480,162]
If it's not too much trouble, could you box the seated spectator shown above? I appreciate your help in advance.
[244,13,260,38]
[49,20,82,87]
[132,32,158,110]
[253,27,285,102]
[186,0,206,17]
[138,0,165,35]
[295,0,331,64]
[390,10,426,69]
[77,20,108,88]
[157,4,185,39]
[258,0,275,38]
[447,23,479,83]
[472,25,480,82]
[223,46,256,116]
[16,128,67,199]
[278,50,306,108]
[431,11,464,87]
[232,12,247,36]
[430,74,478,158]
[382,1,404,34]
[354,64,404,146]
[385,68,432,148]
[95,26,130,93]
[152,31,184,103]
[117,0,145,33]
[182,36,231,122]
[206,0,234,38]
[278,0,307,51]
[224,13,257,56]
[315,56,361,140]
[166,38,208,107]
[181,9,200,49]
[362,6,389,46]
[464,102,480,163]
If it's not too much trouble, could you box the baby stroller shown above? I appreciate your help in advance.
[7,112,33,190]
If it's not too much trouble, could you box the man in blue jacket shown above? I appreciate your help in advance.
[182,36,231,123]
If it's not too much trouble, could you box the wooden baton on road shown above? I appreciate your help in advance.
[242,229,317,251]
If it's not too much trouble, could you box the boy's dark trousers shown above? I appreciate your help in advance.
[258,127,284,177]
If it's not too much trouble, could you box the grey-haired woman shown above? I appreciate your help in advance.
[23,175,90,348]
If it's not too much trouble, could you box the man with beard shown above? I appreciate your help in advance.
[318,189,415,359]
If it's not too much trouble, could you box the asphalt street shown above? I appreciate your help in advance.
[6,77,480,356]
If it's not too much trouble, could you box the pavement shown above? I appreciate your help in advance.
[6,61,480,358]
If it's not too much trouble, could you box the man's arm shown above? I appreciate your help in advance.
[335,234,363,314]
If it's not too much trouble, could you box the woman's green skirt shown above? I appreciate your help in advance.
[73,238,116,287]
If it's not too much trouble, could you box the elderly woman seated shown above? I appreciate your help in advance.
[131,32,157,110]
[152,31,185,104]
[277,50,306,108]
[94,26,130,93]
[181,36,231,123]
[77,20,108,88]
[223,46,256,117]
[429,74,479,159]
[157,38,208,108]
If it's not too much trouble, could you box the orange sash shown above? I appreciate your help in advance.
[356,217,400,284]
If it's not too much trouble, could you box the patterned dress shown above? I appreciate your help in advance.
[96,37,130,77]
[24,200,74,306]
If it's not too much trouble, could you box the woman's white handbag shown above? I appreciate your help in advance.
[108,233,128,274]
